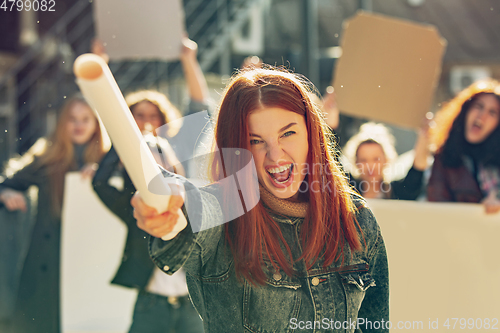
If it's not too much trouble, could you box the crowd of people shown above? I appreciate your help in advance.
[0,38,499,333]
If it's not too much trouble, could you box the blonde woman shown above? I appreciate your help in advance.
[343,122,429,200]
[0,96,108,333]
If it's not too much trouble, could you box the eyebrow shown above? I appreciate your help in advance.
[249,122,297,138]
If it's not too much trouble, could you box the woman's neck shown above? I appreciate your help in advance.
[259,185,309,218]
[361,179,383,199]
[73,143,87,169]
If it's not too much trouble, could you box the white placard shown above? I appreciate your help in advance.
[368,199,500,331]
[61,173,137,333]
[93,0,184,61]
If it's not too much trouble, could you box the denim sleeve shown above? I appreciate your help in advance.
[357,207,390,333]
[149,178,225,277]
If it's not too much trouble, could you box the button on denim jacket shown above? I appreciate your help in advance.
[149,181,389,333]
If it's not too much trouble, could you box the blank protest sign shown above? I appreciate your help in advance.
[61,173,137,333]
[333,12,447,129]
[369,199,500,330]
[93,0,184,61]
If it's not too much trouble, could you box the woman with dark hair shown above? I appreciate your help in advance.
[0,96,108,333]
[428,79,500,214]
[131,67,389,332]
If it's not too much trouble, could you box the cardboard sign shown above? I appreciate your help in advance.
[93,0,184,61]
[368,199,500,328]
[333,12,447,129]
[61,173,137,332]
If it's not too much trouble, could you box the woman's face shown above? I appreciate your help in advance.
[465,94,500,144]
[131,101,163,134]
[356,142,387,183]
[248,107,309,200]
[67,102,97,145]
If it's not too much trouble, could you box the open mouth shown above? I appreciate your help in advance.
[470,123,483,134]
[266,163,294,185]
[472,120,483,129]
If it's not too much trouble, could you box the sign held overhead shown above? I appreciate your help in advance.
[93,0,184,61]
[333,12,447,129]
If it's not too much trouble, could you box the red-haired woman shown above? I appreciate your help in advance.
[0,96,108,332]
[428,79,500,214]
[132,68,389,332]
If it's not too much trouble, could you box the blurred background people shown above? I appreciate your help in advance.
[428,79,500,214]
[0,95,108,333]
[91,37,206,333]
[343,121,430,200]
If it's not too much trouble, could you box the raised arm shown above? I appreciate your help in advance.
[322,86,339,130]
[412,118,431,172]
[391,118,430,200]
[180,37,209,103]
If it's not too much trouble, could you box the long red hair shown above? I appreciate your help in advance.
[211,68,362,285]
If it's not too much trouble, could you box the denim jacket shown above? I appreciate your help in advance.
[149,182,389,333]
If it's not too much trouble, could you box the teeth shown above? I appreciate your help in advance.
[274,177,290,184]
[267,164,292,174]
